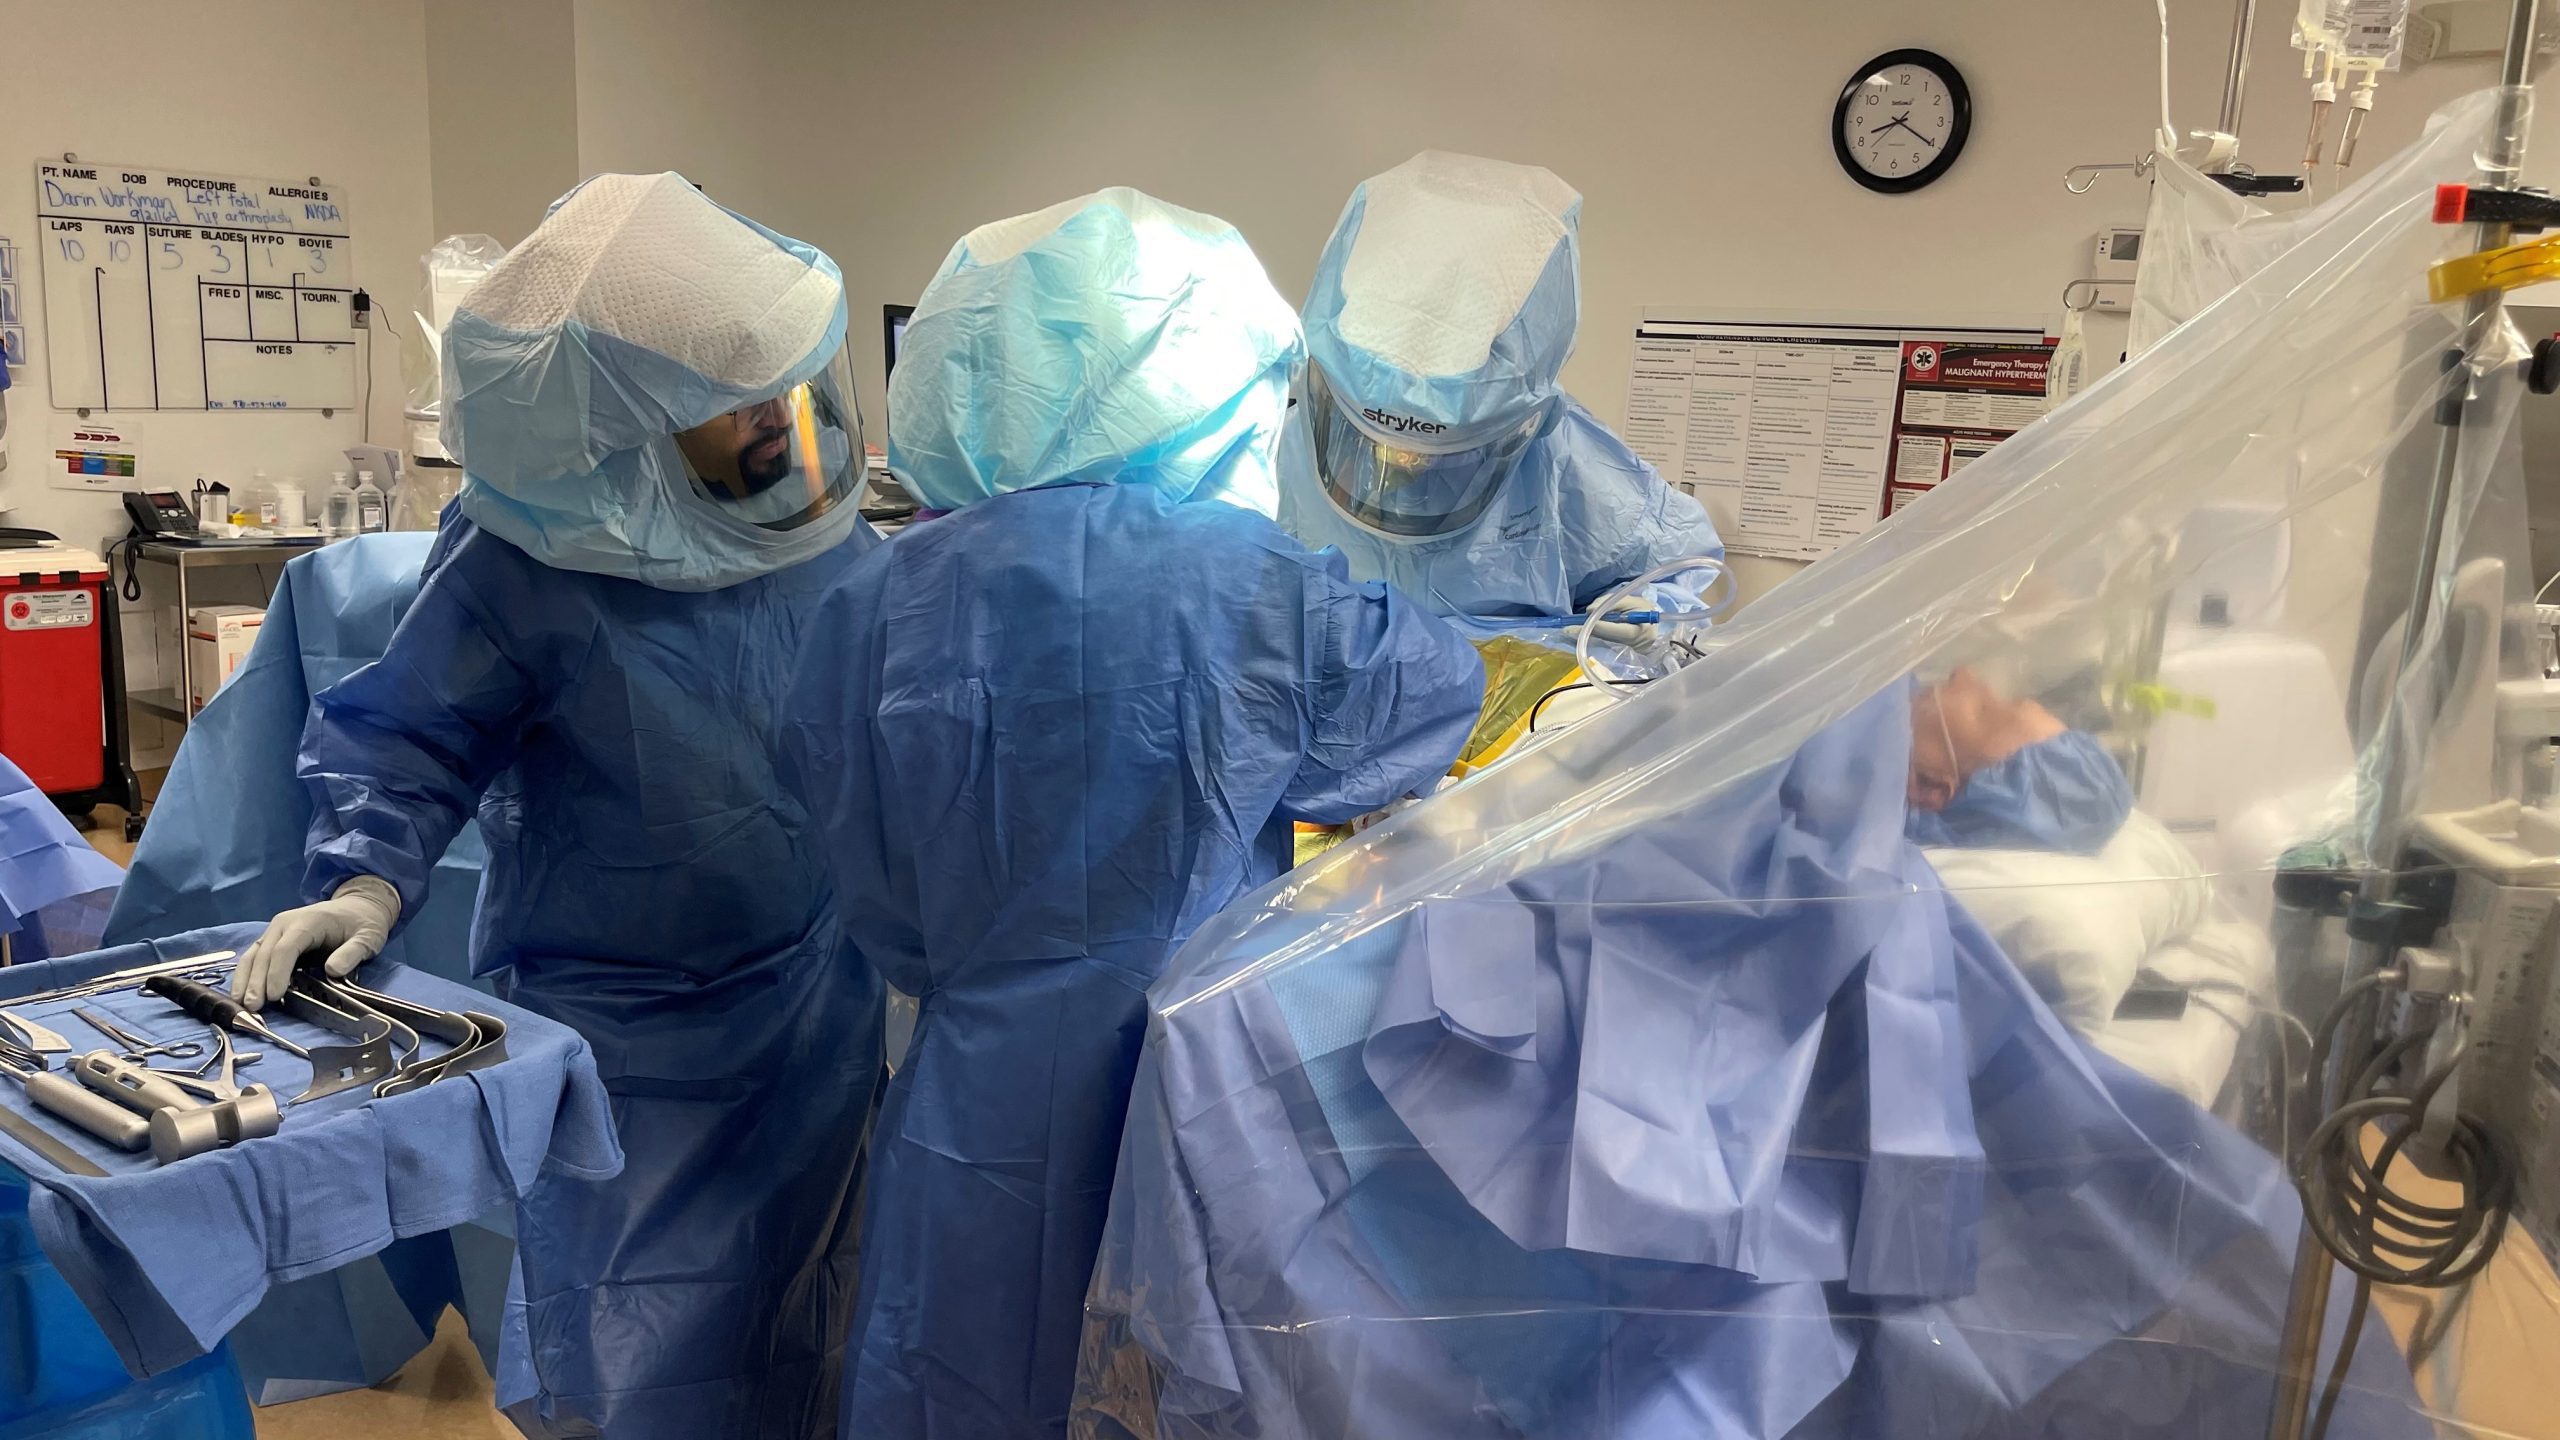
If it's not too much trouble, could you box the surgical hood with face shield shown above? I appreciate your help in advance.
[442,173,869,591]
[1301,151,1584,534]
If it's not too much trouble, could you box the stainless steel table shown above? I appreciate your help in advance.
[125,538,320,726]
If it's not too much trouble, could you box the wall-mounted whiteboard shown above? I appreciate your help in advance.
[35,160,355,412]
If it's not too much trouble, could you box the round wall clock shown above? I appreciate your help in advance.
[1834,48,1972,194]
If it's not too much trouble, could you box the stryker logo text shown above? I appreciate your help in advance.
[1361,408,1448,436]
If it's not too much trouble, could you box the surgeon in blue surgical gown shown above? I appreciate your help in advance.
[235,174,886,1440]
[783,187,1485,1440]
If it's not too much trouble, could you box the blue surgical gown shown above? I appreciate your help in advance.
[1276,397,1725,637]
[781,481,1484,1440]
[296,516,886,1440]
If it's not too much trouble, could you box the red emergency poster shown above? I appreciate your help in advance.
[1886,340,2054,516]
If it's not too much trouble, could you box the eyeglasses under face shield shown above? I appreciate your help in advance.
[1306,362,1546,539]
[671,344,866,532]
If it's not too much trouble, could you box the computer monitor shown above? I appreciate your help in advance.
[884,304,915,381]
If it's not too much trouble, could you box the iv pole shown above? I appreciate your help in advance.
[2064,0,2297,195]
[2222,0,2261,141]
[2262,2,2542,1435]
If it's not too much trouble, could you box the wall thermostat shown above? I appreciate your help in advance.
[2088,227,2144,311]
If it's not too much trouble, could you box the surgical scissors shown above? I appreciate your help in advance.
[72,1006,208,1063]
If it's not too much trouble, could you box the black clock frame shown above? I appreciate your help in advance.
[1833,48,1972,195]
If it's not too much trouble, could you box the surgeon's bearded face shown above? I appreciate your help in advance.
[675,394,797,500]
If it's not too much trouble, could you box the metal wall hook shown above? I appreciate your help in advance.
[2062,277,2135,311]
[2065,152,2158,194]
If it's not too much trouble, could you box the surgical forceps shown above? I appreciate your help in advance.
[70,1006,253,1079]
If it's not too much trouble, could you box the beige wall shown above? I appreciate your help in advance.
[559,0,2552,593]
[427,0,580,246]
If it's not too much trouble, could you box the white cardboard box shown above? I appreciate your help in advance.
[186,604,264,714]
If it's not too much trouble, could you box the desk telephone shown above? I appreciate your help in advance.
[122,491,200,539]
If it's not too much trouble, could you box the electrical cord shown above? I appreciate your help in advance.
[2402,1276,2473,1369]
[2305,970,2395,1085]
[2298,1064,2509,1291]
[1526,678,1653,735]
[2293,974,2516,1440]
[107,532,145,602]
[355,290,398,446]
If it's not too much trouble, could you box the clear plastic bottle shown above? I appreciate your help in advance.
[354,469,388,535]
[322,470,359,541]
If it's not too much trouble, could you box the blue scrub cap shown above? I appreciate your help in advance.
[888,187,1304,514]
[444,173,867,591]
[1304,151,1583,439]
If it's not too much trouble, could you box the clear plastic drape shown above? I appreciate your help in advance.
[1078,90,2555,1440]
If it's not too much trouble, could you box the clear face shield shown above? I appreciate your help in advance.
[671,343,866,532]
[1306,363,1544,538]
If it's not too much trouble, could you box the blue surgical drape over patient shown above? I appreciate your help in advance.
[1083,690,2421,1439]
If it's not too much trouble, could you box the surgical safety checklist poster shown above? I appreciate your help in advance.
[1624,316,2054,561]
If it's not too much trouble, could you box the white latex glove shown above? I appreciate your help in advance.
[232,875,401,1011]
[1581,594,1657,646]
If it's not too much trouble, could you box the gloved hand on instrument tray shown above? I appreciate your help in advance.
[232,874,401,1011]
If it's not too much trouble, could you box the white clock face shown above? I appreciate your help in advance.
[1844,61,1958,180]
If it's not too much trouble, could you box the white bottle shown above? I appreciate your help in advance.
[323,470,358,540]
[354,469,387,535]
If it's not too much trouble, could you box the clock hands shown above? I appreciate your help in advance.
[1867,113,1939,149]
